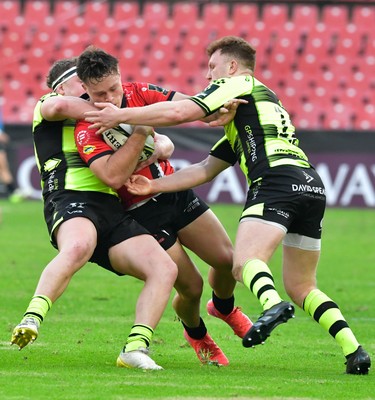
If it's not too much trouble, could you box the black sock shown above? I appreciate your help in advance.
[212,291,235,315]
[6,182,16,194]
[182,318,207,340]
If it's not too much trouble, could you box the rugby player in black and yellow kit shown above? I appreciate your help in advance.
[86,36,371,375]
[10,58,178,370]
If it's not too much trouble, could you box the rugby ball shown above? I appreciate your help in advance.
[102,123,155,162]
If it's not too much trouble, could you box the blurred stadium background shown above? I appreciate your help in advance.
[0,0,374,206]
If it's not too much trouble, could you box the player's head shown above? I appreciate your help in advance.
[76,46,123,107]
[46,58,84,97]
[206,36,256,82]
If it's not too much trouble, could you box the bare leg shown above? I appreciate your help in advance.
[11,218,98,349]
[109,234,177,329]
[178,209,235,299]
[167,241,203,328]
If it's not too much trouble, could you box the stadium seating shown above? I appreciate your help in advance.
[0,1,22,29]
[172,2,199,30]
[111,1,139,30]
[83,0,111,21]
[290,4,320,40]
[231,3,258,28]
[321,4,350,34]
[201,3,230,31]
[1,0,374,131]
[261,3,289,27]
[352,5,375,34]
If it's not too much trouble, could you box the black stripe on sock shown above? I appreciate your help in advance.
[256,284,276,300]
[24,312,43,321]
[313,301,338,322]
[129,324,154,347]
[132,324,154,333]
[128,332,150,348]
[250,272,274,292]
[329,320,349,338]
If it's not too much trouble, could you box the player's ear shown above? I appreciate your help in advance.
[229,59,238,75]
[55,85,65,95]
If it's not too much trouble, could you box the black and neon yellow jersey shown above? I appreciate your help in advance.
[32,92,117,200]
[192,75,311,186]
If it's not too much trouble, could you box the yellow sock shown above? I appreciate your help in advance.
[303,289,360,356]
[124,324,154,353]
[242,259,282,311]
[24,295,52,323]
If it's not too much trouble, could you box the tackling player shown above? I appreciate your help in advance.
[10,58,178,370]
[85,36,371,375]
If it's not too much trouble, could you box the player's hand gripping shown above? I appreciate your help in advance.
[125,175,153,195]
[85,102,122,134]
[209,98,248,127]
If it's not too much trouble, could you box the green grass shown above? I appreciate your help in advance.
[0,200,374,400]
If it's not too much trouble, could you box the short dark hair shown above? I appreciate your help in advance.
[206,36,256,71]
[77,45,119,84]
[46,58,77,89]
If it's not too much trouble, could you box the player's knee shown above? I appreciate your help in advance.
[220,244,234,266]
[285,284,314,308]
[177,275,203,301]
[210,247,233,273]
[155,258,179,286]
[231,263,243,283]
[62,239,95,267]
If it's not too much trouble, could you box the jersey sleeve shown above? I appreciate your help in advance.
[75,120,113,166]
[209,135,237,165]
[190,76,254,115]
[124,82,175,106]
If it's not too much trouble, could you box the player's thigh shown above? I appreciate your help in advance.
[167,241,203,299]
[109,234,177,280]
[234,219,285,267]
[55,217,97,261]
[178,209,233,268]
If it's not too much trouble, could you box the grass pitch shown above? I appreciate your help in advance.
[0,200,374,399]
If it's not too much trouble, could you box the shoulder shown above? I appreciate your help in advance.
[40,92,59,103]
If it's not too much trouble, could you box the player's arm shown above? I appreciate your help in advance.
[126,155,230,195]
[135,132,174,171]
[86,125,154,189]
[153,132,174,160]
[85,98,246,134]
[206,98,248,126]
[41,95,97,121]
[85,99,206,134]
[171,92,247,125]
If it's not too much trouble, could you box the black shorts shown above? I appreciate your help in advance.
[128,190,209,250]
[44,191,150,274]
[241,166,326,239]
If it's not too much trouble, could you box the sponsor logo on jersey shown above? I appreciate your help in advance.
[291,184,325,195]
[83,145,96,154]
[44,158,61,172]
[302,170,314,183]
[67,202,86,214]
[76,130,90,146]
[268,207,290,219]
[46,170,57,192]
